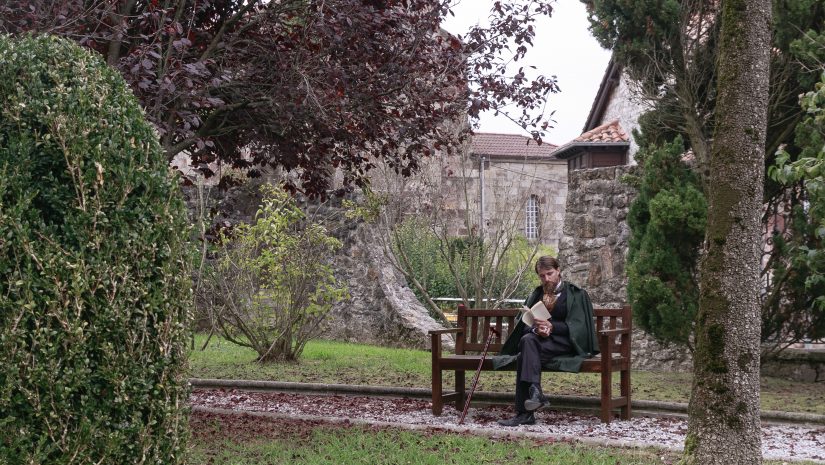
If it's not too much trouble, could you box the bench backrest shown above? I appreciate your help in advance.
[455,304,631,356]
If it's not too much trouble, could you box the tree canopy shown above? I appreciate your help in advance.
[2,0,559,197]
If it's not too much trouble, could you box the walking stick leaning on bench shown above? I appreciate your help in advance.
[458,325,499,425]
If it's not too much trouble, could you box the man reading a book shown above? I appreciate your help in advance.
[494,256,598,427]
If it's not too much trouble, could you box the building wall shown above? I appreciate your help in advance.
[481,158,567,250]
[433,152,568,250]
[597,73,648,163]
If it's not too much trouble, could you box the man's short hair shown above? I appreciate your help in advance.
[535,256,560,273]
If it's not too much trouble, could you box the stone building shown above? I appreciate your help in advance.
[552,57,648,296]
[551,58,643,298]
[458,133,568,250]
[552,58,647,172]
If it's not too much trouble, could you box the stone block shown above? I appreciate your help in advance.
[583,237,607,249]
[617,222,631,245]
[586,167,616,181]
[595,219,616,237]
[587,194,604,208]
[587,261,603,287]
[567,197,587,214]
[598,247,615,281]
[585,180,609,194]
[562,217,575,235]
[581,218,596,238]
[591,207,611,218]
[612,256,625,278]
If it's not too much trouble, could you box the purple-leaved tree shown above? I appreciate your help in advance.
[2,0,559,197]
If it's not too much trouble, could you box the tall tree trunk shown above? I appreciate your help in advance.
[684,1,772,464]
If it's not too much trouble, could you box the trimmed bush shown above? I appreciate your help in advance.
[0,35,191,464]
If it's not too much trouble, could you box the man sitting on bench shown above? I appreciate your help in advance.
[496,256,599,427]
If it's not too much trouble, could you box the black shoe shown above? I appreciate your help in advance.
[497,412,536,427]
[524,384,549,412]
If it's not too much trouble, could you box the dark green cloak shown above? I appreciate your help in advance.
[491,281,599,372]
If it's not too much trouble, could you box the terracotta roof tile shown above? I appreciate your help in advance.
[470,132,558,158]
[574,120,628,143]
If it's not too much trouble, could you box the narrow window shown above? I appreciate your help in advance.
[526,195,539,239]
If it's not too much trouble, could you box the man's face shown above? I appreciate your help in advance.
[537,267,561,290]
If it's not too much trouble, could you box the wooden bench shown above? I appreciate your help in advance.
[430,304,632,423]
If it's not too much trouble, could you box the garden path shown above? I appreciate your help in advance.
[190,388,825,463]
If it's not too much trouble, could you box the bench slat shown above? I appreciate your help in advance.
[460,308,520,317]
[438,354,628,371]
[593,308,629,318]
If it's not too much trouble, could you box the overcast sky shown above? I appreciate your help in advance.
[441,0,612,146]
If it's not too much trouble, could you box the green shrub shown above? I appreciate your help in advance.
[392,217,459,299]
[626,136,707,349]
[0,35,192,464]
[392,217,551,306]
[767,72,825,347]
[205,184,348,362]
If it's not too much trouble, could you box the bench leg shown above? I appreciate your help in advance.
[432,369,443,415]
[620,368,631,420]
[600,333,613,424]
[454,370,466,412]
[431,336,443,416]
[600,370,612,424]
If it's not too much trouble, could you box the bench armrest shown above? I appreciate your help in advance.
[598,328,631,336]
[428,328,463,335]
[430,327,463,356]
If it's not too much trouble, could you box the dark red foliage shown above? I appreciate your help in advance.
[1,0,557,197]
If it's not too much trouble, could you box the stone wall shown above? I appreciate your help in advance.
[183,178,448,351]
[320,210,451,351]
[558,165,694,372]
[557,166,635,305]
[761,349,825,383]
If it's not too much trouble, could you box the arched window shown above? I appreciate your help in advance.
[526,195,539,240]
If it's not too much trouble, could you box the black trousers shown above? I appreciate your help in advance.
[513,332,572,413]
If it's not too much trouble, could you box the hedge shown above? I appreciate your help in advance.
[0,35,192,465]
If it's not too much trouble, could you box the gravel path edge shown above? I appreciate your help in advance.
[192,405,682,452]
[188,378,825,426]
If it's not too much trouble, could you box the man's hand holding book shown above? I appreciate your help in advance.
[522,301,553,337]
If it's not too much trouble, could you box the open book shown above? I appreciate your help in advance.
[521,300,551,327]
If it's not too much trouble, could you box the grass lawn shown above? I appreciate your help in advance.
[188,334,825,415]
[189,411,686,465]
[188,412,819,465]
